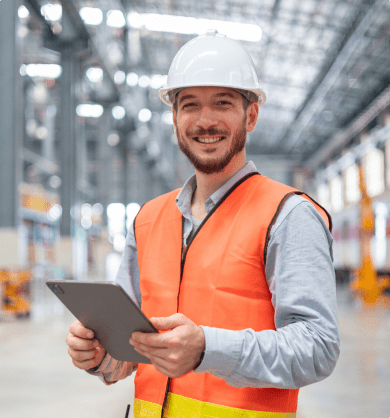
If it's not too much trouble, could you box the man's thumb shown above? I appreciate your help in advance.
[150,314,187,330]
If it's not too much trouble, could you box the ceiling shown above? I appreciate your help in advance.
[119,0,390,164]
[26,0,390,167]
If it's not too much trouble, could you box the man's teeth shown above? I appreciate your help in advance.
[196,136,224,144]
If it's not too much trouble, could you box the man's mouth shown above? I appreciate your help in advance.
[193,136,226,144]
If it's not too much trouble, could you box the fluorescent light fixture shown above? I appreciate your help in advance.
[127,12,262,42]
[18,5,30,19]
[127,12,143,29]
[76,104,104,118]
[107,10,126,28]
[138,108,152,122]
[138,75,150,88]
[114,70,126,84]
[112,106,126,120]
[126,72,138,86]
[79,7,103,26]
[41,4,62,21]
[25,64,62,79]
[86,67,103,83]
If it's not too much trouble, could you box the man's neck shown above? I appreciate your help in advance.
[193,154,247,206]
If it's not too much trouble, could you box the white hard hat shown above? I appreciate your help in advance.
[159,29,266,107]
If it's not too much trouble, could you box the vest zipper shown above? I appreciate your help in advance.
[160,217,186,417]
[161,173,259,416]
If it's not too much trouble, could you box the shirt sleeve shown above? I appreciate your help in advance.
[194,195,340,389]
[86,221,141,384]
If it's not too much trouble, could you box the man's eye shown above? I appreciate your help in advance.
[217,101,231,105]
[182,103,196,108]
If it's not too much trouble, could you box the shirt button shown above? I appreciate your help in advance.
[184,232,189,239]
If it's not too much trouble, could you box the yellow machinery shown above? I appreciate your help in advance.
[0,269,31,318]
[350,166,389,306]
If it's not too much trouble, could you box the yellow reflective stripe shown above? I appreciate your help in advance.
[134,394,296,418]
[134,398,162,417]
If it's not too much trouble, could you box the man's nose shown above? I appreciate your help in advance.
[195,107,218,129]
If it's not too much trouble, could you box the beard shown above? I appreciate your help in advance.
[176,119,247,175]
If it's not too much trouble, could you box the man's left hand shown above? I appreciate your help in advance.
[130,313,205,378]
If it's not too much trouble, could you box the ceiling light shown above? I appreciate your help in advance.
[92,203,104,216]
[107,132,120,146]
[138,75,150,88]
[41,4,62,21]
[150,74,165,89]
[127,12,144,29]
[162,111,174,125]
[112,106,126,120]
[76,104,104,118]
[127,13,262,42]
[126,72,138,86]
[25,64,62,79]
[107,10,126,28]
[114,70,126,84]
[86,67,103,83]
[79,7,103,25]
[18,5,30,19]
[138,108,152,122]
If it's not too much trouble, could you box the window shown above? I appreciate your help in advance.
[344,163,361,204]
[330,176,344,212]
[317,183,330,210]
[364,148,384,197]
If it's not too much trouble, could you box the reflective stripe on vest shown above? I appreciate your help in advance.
[134,173,331,415]
[134,394,297,418]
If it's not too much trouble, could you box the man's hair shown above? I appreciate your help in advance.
[172,89,258,113]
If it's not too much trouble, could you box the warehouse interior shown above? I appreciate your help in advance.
[0,0,390,417]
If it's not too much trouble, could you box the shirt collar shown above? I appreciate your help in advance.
[176,161,258,218]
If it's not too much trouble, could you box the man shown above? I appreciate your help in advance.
[67,30,339,417]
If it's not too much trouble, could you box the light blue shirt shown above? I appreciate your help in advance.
[92,161,340,389]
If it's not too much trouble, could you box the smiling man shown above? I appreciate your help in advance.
[67,30,340,417]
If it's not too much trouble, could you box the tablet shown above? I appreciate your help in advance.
[46,280,157,364]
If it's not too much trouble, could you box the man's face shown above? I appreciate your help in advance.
[172,87,257,175]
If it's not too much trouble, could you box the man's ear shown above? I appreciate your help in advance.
[246,102,259,133]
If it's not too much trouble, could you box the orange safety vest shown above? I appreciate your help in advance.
[133,173,332,418]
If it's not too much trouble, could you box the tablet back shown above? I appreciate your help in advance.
[47,280,157,364]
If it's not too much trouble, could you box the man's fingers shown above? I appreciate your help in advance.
[68,346,99,362]
[132,342,171,361]
[131,331,172,348]
[150,313,189,331]
[69,320,94,339]
[67,334,100,351]
[72,356,100,370]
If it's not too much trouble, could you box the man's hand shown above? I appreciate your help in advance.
[67,320,107,370]
[130,313,205,378]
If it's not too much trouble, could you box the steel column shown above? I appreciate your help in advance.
[0,0,23,228]
[59,48,76,236]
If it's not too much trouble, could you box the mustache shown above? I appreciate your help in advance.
[187,126,229,137]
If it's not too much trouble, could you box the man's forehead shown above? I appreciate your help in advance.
[176,86,241,102]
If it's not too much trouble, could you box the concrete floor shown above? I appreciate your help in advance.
[0,284,389,418]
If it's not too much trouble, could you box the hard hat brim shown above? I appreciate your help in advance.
[159,85,266,107]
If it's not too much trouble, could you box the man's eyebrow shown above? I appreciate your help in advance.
[178,94,196,104]
[214,92,237,99]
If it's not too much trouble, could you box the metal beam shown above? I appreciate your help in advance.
[278,0,385,153]
[21,148,60,175]
[304,84,390,169]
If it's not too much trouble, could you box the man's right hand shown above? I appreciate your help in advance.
[67,320,107,370]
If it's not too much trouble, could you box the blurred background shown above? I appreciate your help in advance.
[0,0,389,417]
